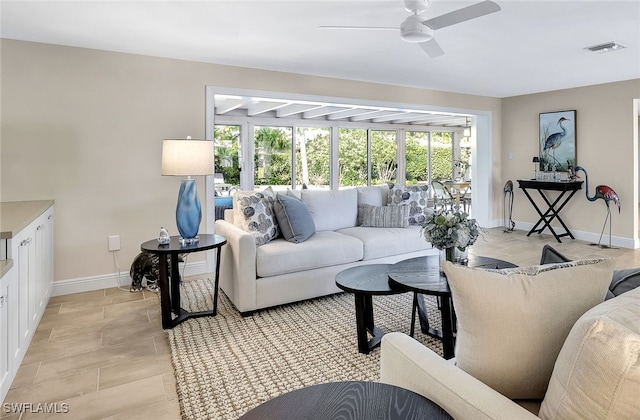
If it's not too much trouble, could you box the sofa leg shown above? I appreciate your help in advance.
[240,310,254,317]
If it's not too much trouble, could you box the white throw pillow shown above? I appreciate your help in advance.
[442,258,615,399]
[356,185,387,207]
[301,188,357,231]
[539,286,640,420]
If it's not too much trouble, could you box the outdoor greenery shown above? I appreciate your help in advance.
[214,124,469,189]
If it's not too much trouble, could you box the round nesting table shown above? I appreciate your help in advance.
[335,264,402,354]
[239,381,452,420]
[388,255,517,359]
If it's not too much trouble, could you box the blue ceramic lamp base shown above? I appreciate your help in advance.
[176,177,202,245]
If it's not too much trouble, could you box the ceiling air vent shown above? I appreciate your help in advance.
[585,42,627,53]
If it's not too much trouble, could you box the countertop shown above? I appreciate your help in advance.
[0,259,13,279]
[0,200,54,239]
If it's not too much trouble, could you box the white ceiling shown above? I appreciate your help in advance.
[1,0,639,99]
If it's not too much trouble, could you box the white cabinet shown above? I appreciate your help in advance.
[0,264,18,402]
[0,202,54,403]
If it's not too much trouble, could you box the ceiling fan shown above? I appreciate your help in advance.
[319,0,501,58]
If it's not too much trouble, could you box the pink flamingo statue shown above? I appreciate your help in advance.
[574,166,621,248]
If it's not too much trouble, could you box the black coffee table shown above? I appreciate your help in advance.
[388,255,516,359]
[335,264,403,354]
[239,381,452,419]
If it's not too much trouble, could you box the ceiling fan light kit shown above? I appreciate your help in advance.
[401,15,434,43]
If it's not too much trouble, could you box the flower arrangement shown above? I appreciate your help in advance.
[421,209,480,251]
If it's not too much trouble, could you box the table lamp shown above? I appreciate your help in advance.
[532,156,540,179]
[162,138,214,244]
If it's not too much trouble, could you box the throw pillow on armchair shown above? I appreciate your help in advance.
[539,244,640,299]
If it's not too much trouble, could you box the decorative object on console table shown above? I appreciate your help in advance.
[161,137,214,245]
[421,209,480,267]
[539,110,576,173]
[532,156,540,179]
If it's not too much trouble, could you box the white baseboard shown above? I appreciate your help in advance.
[507,220,636,249]
[52,260,208,296]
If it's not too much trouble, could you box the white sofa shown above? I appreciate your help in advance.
[380,263,640,420]
[214,185,439,315]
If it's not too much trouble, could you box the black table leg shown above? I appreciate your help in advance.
[158,255,172,329]
[439,297,455,360]
[522,187,580,243]
[354,293,384,354]
[415,293,431,335]
[170,253,181,315]
[212,246,222,316]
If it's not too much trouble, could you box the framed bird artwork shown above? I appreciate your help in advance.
[539,110,576,172]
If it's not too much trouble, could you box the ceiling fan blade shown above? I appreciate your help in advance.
[422,0,501,30]
[318,25,398,31]
[419,38,445,58]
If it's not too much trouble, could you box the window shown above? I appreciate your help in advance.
[406,131,430,185]
[296,127,330,189]
[213,124,241,188]
[371,130,397,185]
[430,132,454,180]
[338,128,367,187]
[254,126,292,189]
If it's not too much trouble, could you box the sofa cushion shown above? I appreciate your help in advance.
[359,204,409,228]
[442,258,615,400]
[256,231,363,277]
[338,226,430,260]
[539,286,640,420]
[273,193,315,244]
[301,188,357,231]
[387,184,431,225]
[233,187,279,246]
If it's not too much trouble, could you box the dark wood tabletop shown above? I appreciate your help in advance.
[335,264,398,295]
[239,381,452,420]
[388,255,517,295]
[140,233,226,254]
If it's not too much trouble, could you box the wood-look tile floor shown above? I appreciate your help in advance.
[3,227,640,419]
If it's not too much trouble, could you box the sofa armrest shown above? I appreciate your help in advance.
[214,219,258,314]
[380,333,539,420]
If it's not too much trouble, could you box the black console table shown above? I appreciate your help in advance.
[517,179,583,243]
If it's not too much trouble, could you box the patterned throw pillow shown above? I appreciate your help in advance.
[234,187,279,246]
[387,184,431,225]
[358,204,409,228]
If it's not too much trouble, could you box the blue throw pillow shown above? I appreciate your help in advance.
[273,193,315,243]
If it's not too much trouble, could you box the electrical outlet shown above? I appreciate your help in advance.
[108,235,121,252]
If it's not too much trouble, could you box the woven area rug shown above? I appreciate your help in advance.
[167,277,444,420]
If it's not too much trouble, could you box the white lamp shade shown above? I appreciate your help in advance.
[161,139,214,176]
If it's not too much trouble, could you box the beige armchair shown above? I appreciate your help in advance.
[380,282,640,419]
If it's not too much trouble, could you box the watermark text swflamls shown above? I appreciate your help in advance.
[3,402,70,414]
